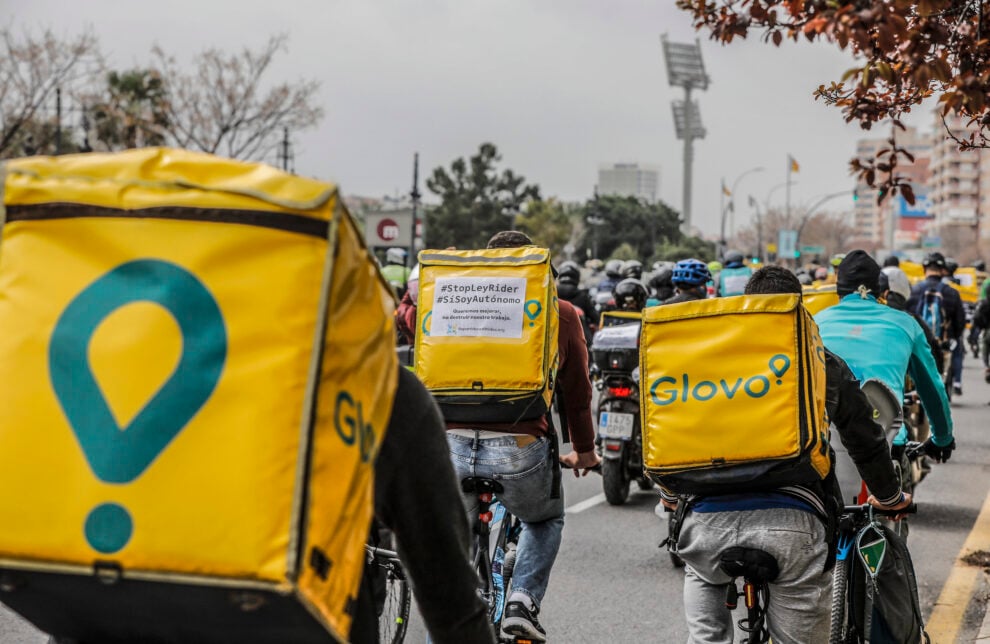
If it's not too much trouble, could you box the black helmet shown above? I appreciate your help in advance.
[558,260,581,284]
[922,252,946,269]
[945,257,959,275]
[604,259,624,278]
[612,278,648,311]
[622,259,643,280]
[974,259,987,271]
[648,266,673,291]
[724,250,744,267]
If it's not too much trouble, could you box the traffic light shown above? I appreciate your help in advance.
[852,188,859,201]
[792,250,800,259]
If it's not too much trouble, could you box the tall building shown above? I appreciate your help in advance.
[597,163,660,202]
[929,113,986,258]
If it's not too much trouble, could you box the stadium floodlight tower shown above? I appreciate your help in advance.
[662,35,710,234]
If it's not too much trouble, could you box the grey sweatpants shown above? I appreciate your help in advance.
[676,507,831,644]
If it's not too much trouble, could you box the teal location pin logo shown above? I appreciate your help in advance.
[49,259,227,554]
[768,354,791,386]
[524,300,542,328]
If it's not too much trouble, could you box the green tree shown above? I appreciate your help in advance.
[653,237,718,264]
[514,198,579,258]
[582,194,681,261]
[88,69,168,150]
[609,242,639,261]
[426,142,541,249]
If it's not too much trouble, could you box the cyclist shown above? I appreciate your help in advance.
[395,263,419,344]
[612,278,649,313]
[907,252,966,396]
[557,260,597,345]
[666,265,911,644]
[354,368,497,643]
[445,231,600,642]
[716,250,753,297]
[816,250,954,457]
[381,247,412,297]
[647,264,675,305]
[881,267,944,375]
[665,258,712,305]
[976,298,990,385]
[596,259,625,295]
[622,259,644,280]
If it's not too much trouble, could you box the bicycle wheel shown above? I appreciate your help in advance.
[828,556,849,644]
[377,558,411,644]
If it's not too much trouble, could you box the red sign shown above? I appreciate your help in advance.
[377,218,400,241]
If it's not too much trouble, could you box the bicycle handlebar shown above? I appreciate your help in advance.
[842,502,917,517]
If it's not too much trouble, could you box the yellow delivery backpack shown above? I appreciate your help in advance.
[414,247,558,423]
[640,294,830,496]
[0,148,397,643]
[802,283,840,315]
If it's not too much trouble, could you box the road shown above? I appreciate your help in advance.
[2,359,989,643]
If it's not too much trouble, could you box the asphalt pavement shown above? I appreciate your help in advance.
[2,358,990,643]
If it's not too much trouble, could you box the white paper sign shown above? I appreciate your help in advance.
[431,277,527,338]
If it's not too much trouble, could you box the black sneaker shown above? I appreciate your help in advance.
[954,383,963,396]
[501,601,547,642]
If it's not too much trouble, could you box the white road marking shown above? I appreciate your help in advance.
[565,493,606,514]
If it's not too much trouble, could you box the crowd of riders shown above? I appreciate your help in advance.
[380,241,984,643]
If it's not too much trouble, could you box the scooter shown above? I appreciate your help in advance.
[590,315,652,506]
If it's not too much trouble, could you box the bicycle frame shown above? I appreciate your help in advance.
[469,483,522,635]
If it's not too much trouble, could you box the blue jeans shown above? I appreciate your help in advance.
[951,339,964,385]
[446,432,564,606]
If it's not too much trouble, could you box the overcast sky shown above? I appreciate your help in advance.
[9,0,936,239]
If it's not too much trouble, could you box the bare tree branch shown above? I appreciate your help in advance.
[152,34,323,162]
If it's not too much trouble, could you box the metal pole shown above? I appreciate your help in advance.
[682,86,693,235]
[411,151,422,251]
[55,88,62,155]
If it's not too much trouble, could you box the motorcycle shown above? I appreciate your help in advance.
[590,314,652,505]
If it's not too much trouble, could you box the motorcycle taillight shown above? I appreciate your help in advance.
[608,386,634,398]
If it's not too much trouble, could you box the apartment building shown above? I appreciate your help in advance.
[597,163,660,202]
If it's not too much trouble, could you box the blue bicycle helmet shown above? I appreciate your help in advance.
[672,258,712,287]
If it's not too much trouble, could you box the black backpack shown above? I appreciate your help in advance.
[848,524,929,643]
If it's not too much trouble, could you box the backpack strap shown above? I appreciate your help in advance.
[545,411,563,500]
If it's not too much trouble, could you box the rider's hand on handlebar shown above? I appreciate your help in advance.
[922,437,956,463]
[560,449,601,477]
[867,492,913,521]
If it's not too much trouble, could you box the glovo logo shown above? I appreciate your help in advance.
[49,259,227,555]
[524,299,542,328]
[333,391,376,463]
[649,354,792,407]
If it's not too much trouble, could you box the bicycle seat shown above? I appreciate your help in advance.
[461,477,504,495]
[718,547,779,584]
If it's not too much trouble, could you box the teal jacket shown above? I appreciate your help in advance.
[814,293,953,446]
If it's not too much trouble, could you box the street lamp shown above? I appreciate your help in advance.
[748,195,764,261]
[720,166,765,258]
[662,35,710,234]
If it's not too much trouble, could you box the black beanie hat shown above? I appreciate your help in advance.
[836,249,881,298]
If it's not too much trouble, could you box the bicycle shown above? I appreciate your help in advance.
[365,541,411,644]
[460,476,525,643]
[828,500,923,644]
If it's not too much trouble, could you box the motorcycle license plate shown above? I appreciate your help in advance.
[599,412,634,439]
